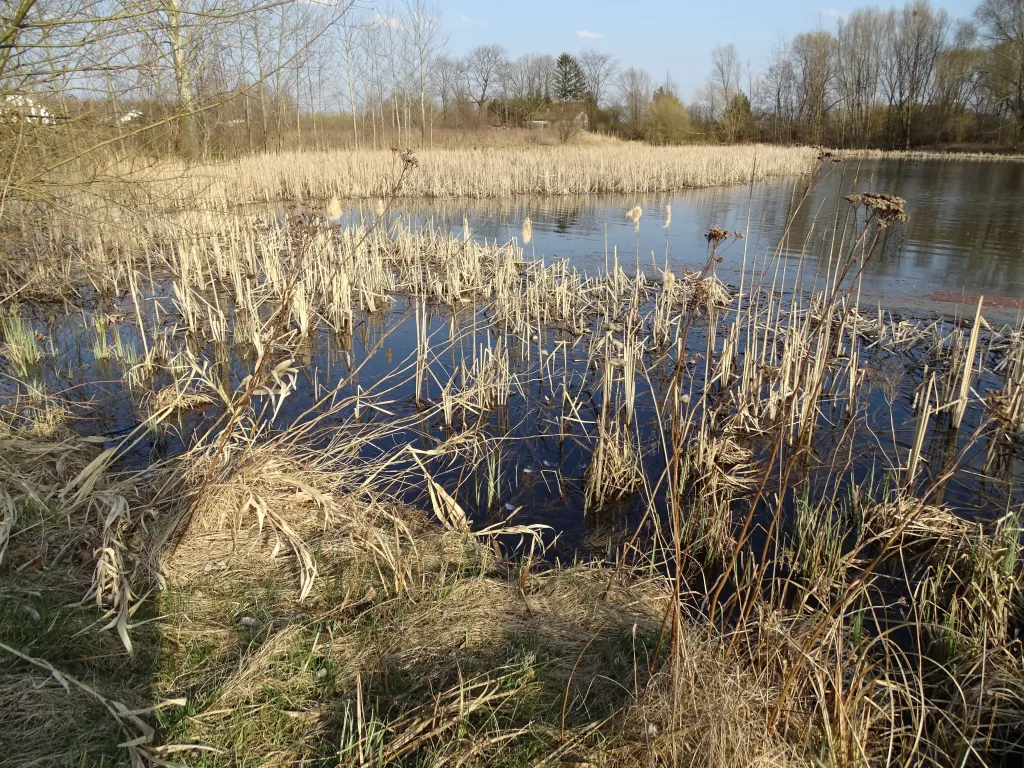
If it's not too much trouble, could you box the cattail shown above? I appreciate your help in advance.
[522,217,533,245]
[376,199,386,218]
[663,203,672,229]
[626,206,642,233]
[326,197,343,221]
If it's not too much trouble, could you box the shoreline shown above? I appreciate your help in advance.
[839,146,1024,163]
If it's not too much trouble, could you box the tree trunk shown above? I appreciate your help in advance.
[166,0,197,158]
[343,36,358,148]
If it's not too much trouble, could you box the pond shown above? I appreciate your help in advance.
[330,157,1024,320]
[9,156,1024,560]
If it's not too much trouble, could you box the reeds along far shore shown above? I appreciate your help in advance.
[82,143,816,206]
[840,147,1024,163]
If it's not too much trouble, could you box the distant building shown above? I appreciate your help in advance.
[118,109,144,125]
[1,94,55,125]
[529,102,589,131]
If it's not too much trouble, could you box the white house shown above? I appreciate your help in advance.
[1,94,55,125]
[118,109,143,125]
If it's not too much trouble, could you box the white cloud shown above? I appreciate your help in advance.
[821,7,846,18]
[370,11,404,30]
[575,29,604,39]
[454,11,488,28]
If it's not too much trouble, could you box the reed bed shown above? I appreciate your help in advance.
[137,143,817,204]
[1,153,1024,766]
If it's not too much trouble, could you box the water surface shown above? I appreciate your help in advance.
[333,158,1024,317]
[11,156,1024,558]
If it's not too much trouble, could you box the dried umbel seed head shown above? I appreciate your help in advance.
[522,217,533,245]
[846,193,909,226]
[705,226,729,245]
[391,146,419,170]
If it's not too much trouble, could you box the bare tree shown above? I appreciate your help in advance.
[338,19,364,148]
[616,66,653,126]
[792,30,839,143]
[433,55,465,123]
[464,44,507,110]
[975,0,1024,145]
[118,0,245,155]
[533,54,557,99]
[500,54,549,100]
[754,37,798,142]
[361,19,388,146]
[374,4,404,140]
[881,0,949,148]
[708,43,742,120]
[837,8,886,145]
[579,49,618,106]
[502,54,533,100]
[936,20,982,141]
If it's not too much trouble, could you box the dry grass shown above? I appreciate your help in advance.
[146,143,816,203]
[3,148,1024,767]
[584,420,644,513]
[0,671,136,765]
[141,433,830,767]
[146,429,1024,766]
[1,419,1020,767]
[0,406,170,765]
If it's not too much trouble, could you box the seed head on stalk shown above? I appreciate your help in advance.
[626,206,642,233]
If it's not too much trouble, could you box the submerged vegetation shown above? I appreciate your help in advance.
[2,150,1024,767]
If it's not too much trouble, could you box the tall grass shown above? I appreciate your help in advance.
[147,143,817,203]
[0,306,41,380]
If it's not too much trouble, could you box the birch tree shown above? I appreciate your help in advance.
[402,0,445,139]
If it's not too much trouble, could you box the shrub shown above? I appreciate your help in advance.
[644,91,692,145]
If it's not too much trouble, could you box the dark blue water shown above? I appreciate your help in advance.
[21,287,1024,558]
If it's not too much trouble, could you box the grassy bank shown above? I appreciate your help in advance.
[4,409,1021,766]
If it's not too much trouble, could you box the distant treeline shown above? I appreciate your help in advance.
[460,0,1024,150]
[3,0,1024,166]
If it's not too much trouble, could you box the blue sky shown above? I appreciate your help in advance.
[438,0,983,98]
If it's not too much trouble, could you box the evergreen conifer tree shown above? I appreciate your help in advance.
[553,54,587,102]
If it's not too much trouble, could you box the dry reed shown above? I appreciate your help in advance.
[2,149,1024,768]
[136,144,816,204]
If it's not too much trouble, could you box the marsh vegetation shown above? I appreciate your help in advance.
[2,148,1024,766]
[5,0,1024,758]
